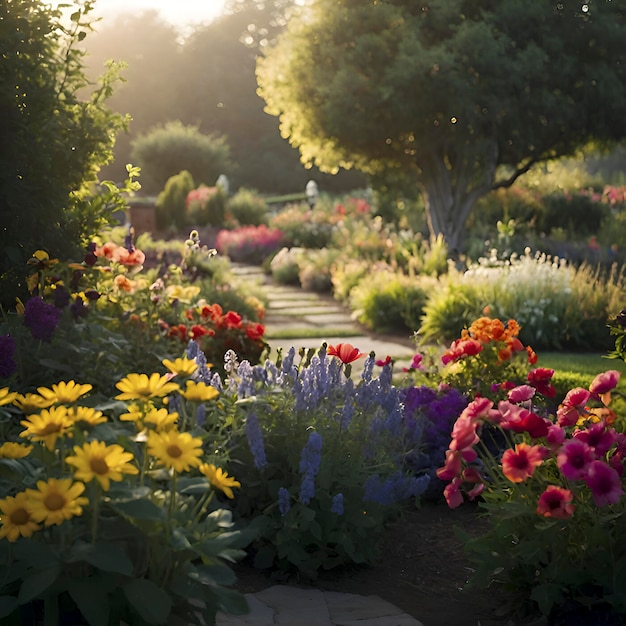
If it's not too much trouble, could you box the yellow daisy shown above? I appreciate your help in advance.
[147,430,203,473]
[179,380,219,403]
[0,492,41,541]
[0,388,18,407]
[20,407,73,450]
[66,441,138,491]
[26,478,88,526]
[0,442,33,459]
[119,403,145,423]
[199,464,241,499]
[162,357,198,377]
[144,408,178,432]
[67,406,107,427]
[37,381,93,405]
[115,373,180,401]
[12,392,55,414]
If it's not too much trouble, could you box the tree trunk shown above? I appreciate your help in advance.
[418,142,498,255]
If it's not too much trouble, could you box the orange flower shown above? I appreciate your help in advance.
[113,274,134,292]
[327,343,366,364]
[501,443,544,483]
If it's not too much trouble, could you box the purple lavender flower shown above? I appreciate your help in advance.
[195,404,206,427]
[330,493,344,516]
[0,334,17,378]
[299,431,323,504]
[23,297,61,341]
[278,487,291,516]
[299,432,322,475]
[245,413,267,469]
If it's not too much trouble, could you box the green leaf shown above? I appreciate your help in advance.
[67,579,109,626]
[123,579,172,624]
[214,587,249,615]
[17,566,62,604]
[189,562,237,587]
[13,541,58,569]
[0,595,19,619]
[177,477,211,495]
[252,545,275,569]
[69,541,133,576]
[109,497,165,522]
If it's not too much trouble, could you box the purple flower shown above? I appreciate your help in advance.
[278,487,291,516]
[23,297,61,341]
[0,334,17,378]
[245,413,268,469]
[299,431,323,504]
[330,493,344,515]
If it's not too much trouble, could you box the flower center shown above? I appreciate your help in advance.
[44,493,65,511]
[166,444,183,458]
[40,423,62,435]
[90,456,109,475]
[10,508,30,525]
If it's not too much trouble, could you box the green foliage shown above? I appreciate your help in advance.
[0,0,128,309]
[297,248,340,293]
[269,247,304,286]
[258,0,626,252]
[155,170,195,232]
[269,202,336,248]
[227,188,269,226]
[131,121,233,195]
[349,269,431,334]
[187,185,228,228]
[419,250,625,351]
[540,191,612,237]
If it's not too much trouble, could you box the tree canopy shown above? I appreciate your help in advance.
[257,0,626,251]
[0,0,126,305]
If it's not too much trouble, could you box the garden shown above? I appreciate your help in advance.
[3,168,626,624]
[3,2,626,625]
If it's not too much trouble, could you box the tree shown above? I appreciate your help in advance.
[257,0,626,252]
[130,121,233,194]
[0,0,127,306]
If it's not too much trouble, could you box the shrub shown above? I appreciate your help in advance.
[131,121,233,194]
[269,203,336,248]
[350,268,431,333]
[155,170,195,231]
[186,185,227,227]
[227,188,269,226]
[215,225,285,264]
[540,190,611,237]
[330,259,371,305]
[298,248,340,292]
[270,247,304,285]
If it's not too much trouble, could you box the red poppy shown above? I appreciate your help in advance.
[327,343,366,364]
[245,323,265,341]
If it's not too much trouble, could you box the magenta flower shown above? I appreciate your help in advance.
[584,460,624,507]
[449,415,479,451]
[507,385,536,403]
[436,449,463,481]
[462,396,494,422]
[557,439,595,481]
[589,370,621,395]
[573,422,617,457]
[443,477,463,509]
[536,486,575,519]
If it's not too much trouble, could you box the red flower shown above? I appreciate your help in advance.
[501,443,544,483]
[222,310,242,329]
[245,323,265,341]
[536,486,575,519]
[527,367,556,398]
[327,343,366,364]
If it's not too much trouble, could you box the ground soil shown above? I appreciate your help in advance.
[232,501,528,626]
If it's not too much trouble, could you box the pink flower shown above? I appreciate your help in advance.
[563,387,591,408]
[467,482,485,501]
[443,477,464,509]
[557,439,595,481]
[462,396,494,422]
[584,460,624,507]
[507,385,536,403]
[573,422,617,457]
[501,443,544,483]
[449,415,479,451]
[436,450,463,481]
[498,402,550,438]
[536,486,575,519]
[546,424,566,448]
[404,353,423,370]
[589,370,621,395]
[376,355,392,367]
[557,387,591,426]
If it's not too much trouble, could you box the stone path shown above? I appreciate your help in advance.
[216,265,424,625]
[231,264,418,370]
